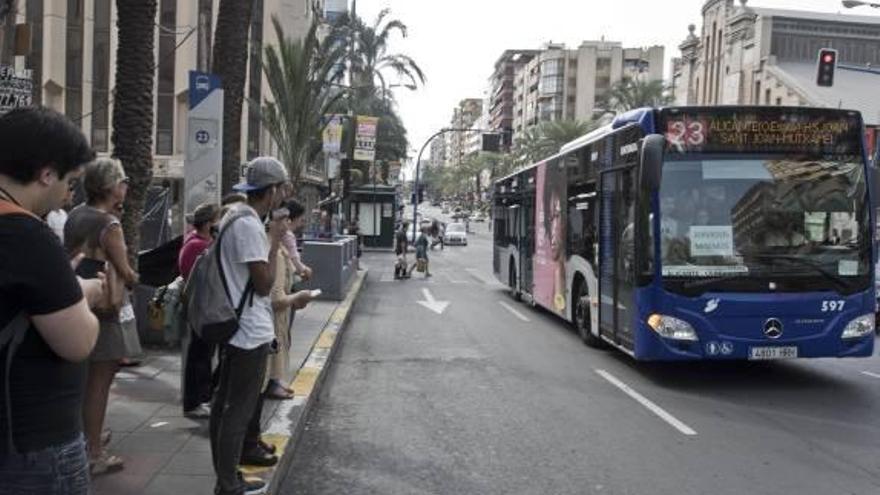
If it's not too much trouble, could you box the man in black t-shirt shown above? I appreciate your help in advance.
[0,107,104,494]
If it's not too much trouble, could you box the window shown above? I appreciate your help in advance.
[765,88,771,105]
[155,0,176,155]
[65,0,84,125]
[776,97,782,106]
[754,80,761,105]
[91,0,111,152]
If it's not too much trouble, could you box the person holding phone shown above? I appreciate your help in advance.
[0,107,105,495]
[178,203,221,419]
[64,158,140,476]
[265,200,317,400]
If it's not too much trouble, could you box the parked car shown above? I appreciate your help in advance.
[472,212,486,222]
[444,222,468,246]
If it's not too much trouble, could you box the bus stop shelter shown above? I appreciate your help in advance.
[349,184,398,249]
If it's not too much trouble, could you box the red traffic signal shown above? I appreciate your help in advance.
[816,48,837,87]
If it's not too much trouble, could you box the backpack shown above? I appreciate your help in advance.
[183,209,256,344]
[0,199,41,454]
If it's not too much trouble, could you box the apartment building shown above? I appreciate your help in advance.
[511,41,664,143]
[488,49,539,151]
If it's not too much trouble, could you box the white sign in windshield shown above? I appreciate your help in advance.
[689,226,734,256]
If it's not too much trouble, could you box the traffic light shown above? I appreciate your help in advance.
[816,48,837,87]
[482,133,502,152]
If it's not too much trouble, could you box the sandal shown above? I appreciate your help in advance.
[101,429,112,447]
[90,452,124,476]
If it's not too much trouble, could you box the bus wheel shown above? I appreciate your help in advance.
[509,260,521,301]
[574,280,603,348]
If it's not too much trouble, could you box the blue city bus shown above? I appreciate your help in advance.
[493,106,876,360]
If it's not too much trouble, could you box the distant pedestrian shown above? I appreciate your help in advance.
[178,203,221,419]
[394,221,410,279]
[0,106,104,495]
[65,157,141,476]
[410,226,432,278]
[211,157,289,495]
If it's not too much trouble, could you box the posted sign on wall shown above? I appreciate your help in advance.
[354,116,378,162]
[0,65,32,116]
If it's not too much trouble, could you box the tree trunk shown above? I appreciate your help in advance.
[112,0,157,265]
[212,0,255,194]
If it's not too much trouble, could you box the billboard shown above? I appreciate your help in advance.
[0,64,32,116]
[534,161,568,317]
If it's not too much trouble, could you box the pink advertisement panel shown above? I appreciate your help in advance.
[534,162,567,317]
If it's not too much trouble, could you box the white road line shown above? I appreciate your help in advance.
[595,369,697,436]
[498,301,530,322]
[861,371,880,379]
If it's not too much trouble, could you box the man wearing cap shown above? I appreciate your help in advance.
[210,157,288,495]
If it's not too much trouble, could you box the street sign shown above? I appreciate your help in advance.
[354,115,379,162]
[185,71,223,219]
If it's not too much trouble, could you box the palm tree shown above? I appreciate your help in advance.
[513,119,597,166]
[112,0,157,259]
[261,15,346,192]
[344,8,426,98]
[212,0,256,194]
[602,77,672,113]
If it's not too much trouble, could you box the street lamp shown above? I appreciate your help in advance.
[842,0,880,8]
[411,127,494,239]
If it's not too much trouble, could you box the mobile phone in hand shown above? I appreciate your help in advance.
[76,257,106,279]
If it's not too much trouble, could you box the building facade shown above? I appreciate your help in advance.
[672,0,880,125]
[511,41,664,143]
[489,49,538,151]
[7,0,319,183]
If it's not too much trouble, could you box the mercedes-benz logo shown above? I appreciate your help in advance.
[763,318,784,339]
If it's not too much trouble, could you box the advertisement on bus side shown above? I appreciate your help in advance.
[534,162,568,316]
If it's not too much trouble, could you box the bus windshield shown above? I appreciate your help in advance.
[658,156,870,294]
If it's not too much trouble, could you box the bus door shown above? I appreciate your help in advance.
[599,166,638,348]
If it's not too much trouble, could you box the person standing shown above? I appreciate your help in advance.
[266,200,315,400]
[65,158,141,476]
[211,157,289,495]
[394,221,410,280]
[178,203,221,418]
[0,106,105,494]
[411,226,432,278]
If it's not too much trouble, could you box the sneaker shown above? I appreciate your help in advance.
[242,478,267,495]
[184,403,211,419]
[240,446,278,467]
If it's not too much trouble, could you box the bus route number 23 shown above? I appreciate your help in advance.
[667,120,705,147]
[821,300,845,312]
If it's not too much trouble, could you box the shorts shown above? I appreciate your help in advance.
[91,302,143,362]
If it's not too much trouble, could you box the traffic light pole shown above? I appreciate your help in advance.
[411,127,493,238]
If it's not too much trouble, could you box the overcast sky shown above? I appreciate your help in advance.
[355,0,880,175]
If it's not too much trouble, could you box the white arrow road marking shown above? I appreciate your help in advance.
[595,369,697,436]
[861,371,880,379]
[417,288,450,314]
[498,301,530,322]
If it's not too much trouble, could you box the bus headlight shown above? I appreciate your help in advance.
[841,314,875,339]
[647,314,698,341]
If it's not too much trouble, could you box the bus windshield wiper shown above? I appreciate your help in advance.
[670,272,752,292]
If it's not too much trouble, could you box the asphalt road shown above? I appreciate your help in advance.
[279,205,880,495]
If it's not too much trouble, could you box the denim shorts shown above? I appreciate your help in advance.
[0,434,90,495]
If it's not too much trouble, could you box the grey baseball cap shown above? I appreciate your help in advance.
[233,156,289,192]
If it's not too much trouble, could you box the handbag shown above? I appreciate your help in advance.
[147,285,169,332]
[416,258,427,273]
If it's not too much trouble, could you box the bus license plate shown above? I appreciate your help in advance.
[749,346,798,360]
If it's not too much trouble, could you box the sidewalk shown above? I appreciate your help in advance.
[92,270,367,495]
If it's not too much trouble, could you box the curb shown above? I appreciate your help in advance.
[246,269,368,494]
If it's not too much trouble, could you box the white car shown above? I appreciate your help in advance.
[444,223,468,246]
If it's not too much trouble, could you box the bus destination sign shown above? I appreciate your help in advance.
[659,107,863,156]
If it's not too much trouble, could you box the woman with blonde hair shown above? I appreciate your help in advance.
[64,157,140,475]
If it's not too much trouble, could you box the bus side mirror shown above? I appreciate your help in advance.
[640,134,665,192]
